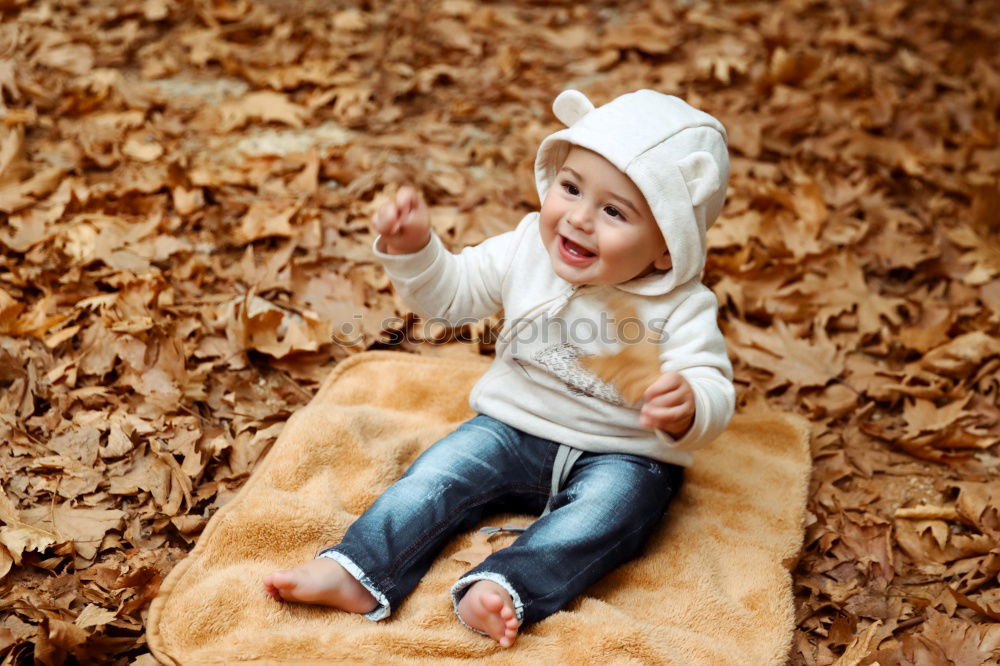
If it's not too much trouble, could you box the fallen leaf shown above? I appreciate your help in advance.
[74,604,118,629]
[20,504,126,561]
[213,91,309,132]
[122,136,164,162]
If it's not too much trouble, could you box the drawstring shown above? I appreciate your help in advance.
[479,443,583,536]
[544,444,583,516]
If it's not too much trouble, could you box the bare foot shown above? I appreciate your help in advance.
[262,558,378,614]
[457,580,519,648]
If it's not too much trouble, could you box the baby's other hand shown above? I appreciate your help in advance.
[373,186,431,255]
[640,371,695,436]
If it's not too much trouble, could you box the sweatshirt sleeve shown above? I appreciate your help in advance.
[652,288,735,453]
[372,218,528,324]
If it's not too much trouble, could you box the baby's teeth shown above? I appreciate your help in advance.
[564,238,588,256]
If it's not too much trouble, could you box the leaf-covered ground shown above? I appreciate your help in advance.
[1,0,998,663]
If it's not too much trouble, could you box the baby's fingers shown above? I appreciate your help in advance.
[640,402,694,430]
[373,201,402,235]
[642,371,683,403]
[396,186,420,214]
[643,389,684,409]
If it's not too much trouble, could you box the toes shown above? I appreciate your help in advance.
[263,581,283,602]
[504,614,519,634]
[269,571,296,590]
[499,627,517,648]
[502,621,518,647]
[457,585,521,647]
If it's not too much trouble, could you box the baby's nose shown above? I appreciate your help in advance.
[567,205,593,230]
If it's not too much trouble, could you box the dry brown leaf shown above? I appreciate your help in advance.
[0,524,57,566]
[122,135,164,162]
[238,198,301,243]
[832,620,882,666]
[920,332,1000,377]
[226,293,332,358]
[577,292,660,404]
[213,90,309,133]
[19,504,125,561]
[727,319,845,389]
[73,604,117,629]
[782,254,904,335]
[36,42,94,75]
[0,546,12,581]
[948,223,1000,286]
[953,482,1000,537]
[910,609,1000,664]
[0,166,65,213]
[902,397,973,438]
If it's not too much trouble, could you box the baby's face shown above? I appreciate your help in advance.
[539,147,671,286]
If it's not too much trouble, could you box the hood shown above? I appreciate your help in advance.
[535,89,729,295]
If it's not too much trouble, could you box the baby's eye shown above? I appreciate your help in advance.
[604,205,625,220]
[561,181,580,196]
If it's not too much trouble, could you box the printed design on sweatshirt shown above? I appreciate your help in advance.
[530,343,626,406]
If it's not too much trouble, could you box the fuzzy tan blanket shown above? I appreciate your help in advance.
[147,351,811,665]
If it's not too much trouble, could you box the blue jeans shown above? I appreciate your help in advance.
[318,414,683,627]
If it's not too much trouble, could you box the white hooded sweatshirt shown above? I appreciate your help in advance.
[373,89,734,468]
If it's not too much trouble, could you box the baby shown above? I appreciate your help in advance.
[263,89,735,648]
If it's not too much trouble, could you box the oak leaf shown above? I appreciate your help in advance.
[727,319,845,389]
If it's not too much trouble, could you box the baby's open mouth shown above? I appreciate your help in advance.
[560,235,596,258]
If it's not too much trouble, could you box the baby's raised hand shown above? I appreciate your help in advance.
[640,371,695,437]
[373,186,431,255]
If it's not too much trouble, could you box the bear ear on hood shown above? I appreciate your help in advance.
[676,151,721,208]
[552,89,595,127]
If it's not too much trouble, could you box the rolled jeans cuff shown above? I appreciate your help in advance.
[316,549,391,621]
[450,571,525,632]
